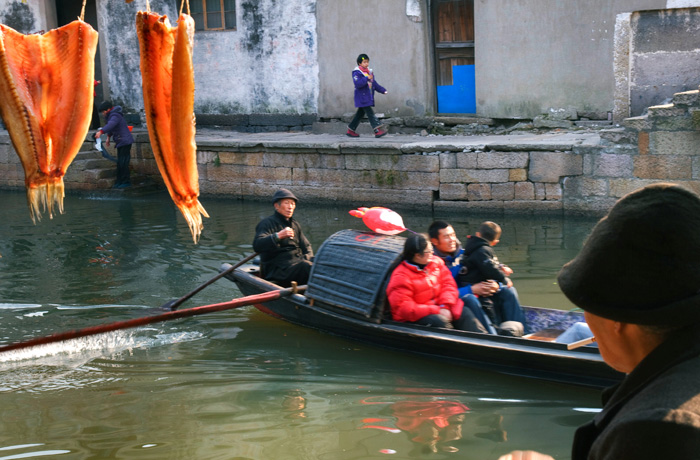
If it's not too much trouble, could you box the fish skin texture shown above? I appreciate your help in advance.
[0,20,98,222]
[136,12,208,244]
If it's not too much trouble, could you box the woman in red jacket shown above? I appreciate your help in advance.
[387,234,485,332]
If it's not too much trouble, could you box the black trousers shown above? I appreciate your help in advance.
[116,144,132,186]
[348,106,381,130]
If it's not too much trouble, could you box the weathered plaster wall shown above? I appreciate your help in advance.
[193,0,318,114]
[476,0,666,119]
[95,0,318,116]
[0,0,54,33]
[316,0,433,119]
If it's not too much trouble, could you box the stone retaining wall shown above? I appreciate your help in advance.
[1,86,699,215]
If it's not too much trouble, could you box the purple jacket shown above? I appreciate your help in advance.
[100,106,134,148]
[352,66,387,108]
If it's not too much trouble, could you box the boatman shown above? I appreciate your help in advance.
[498,183,700,460]
[253,189,313,287]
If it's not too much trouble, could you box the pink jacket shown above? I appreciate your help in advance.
[386,257,464,323]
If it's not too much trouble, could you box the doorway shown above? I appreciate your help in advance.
[432,0,475,114]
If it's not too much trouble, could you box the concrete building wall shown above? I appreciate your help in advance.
[0,0,55,33]
[316,0,433,119]
[475,0,666,119]
[94,0,318,116]
[628,8,700,116]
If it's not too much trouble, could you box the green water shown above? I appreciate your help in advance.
[0,189,602,459]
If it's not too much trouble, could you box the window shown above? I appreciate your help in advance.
[190,0,236,31]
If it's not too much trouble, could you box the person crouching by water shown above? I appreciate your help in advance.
[253,189,313,287]
[498,183,700,460]
[386,234,486,332]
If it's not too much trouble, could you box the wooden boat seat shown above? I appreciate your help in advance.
[523,328,565,342]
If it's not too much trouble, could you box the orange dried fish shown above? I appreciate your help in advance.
[136,11,208,243]
[0,20,98,222]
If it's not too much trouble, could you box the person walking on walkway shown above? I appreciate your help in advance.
[346,53,388,138]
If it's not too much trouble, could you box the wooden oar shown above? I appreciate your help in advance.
[160,252,259,311]
[567,336,596,350]
[0,284,305,354]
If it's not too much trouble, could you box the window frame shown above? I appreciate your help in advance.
[191,0,236,32]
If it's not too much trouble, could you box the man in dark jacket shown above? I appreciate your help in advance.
[499,183,700,460]
[253,189,313,287]
[95,101,134,188]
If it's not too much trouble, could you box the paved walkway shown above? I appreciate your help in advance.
[193,129,602,151]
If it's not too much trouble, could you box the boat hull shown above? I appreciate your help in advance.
[225,264,623,388]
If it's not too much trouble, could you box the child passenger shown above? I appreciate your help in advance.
[458,221,524,329]
[346,53,388,138]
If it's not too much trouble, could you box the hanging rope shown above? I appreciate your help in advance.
[179,0,191,17]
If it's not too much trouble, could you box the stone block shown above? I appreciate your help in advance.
[477,151,529,169]
[264,152,322,168]
[633,155,692,179]
[514,182,534,200]
[467,183,491,200]
[439,183,468,200]
[529,152,583,182]
[545,183,562,201]
[207,164,292,183]
[693,157,700,180]
[503,200,563,213]
[491,182,515,200]
[0,143,9,163]
[345,154,438,172]
[534,182,546,200]
[608,178,662,197]
[345,188,433,207]
[672,90,700,107]
[647,103,686,119]
[433,200,505,213]
[217,151,264,166]
[455,152,478,169]
[461,169,510,183]
[622,116,652,131]
[649,131,700,156]
[440,169,468,183]
[592,153,634,177]
[653,115,695,131]
[440,152,457,169]
[509,168,527,182]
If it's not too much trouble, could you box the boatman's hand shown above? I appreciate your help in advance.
[277,227,294,241]
[472,280,499,297]
[498,451,554,460]
[94,130,102,139]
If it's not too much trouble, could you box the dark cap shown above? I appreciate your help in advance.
[357,53,370,64]
[98,100,113,112]
[272,188,298,204]
[557,183,700,327]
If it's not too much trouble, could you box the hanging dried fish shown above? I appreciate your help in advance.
[0,20,98,221]
[136,11,208,243]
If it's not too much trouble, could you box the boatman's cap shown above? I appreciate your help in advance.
[558,183,700,327]
[272,188,298,204]
[98,100,113,112]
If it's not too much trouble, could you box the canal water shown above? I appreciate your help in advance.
[0,189,604,460]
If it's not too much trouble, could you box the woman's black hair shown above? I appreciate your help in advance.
[357,53,370,64]
[402,233,429,261]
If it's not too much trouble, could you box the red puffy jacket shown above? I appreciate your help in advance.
[386,257,464,323]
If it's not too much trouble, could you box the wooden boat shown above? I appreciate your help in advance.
[222,229,623,388]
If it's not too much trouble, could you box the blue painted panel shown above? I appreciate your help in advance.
[437,64,476,114]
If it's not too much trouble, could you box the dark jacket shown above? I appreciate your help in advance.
[252,211,313,283]
[100,106,134,148]
[572,327,700,459]
[457,235,506,286]
[352,66,387,108]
